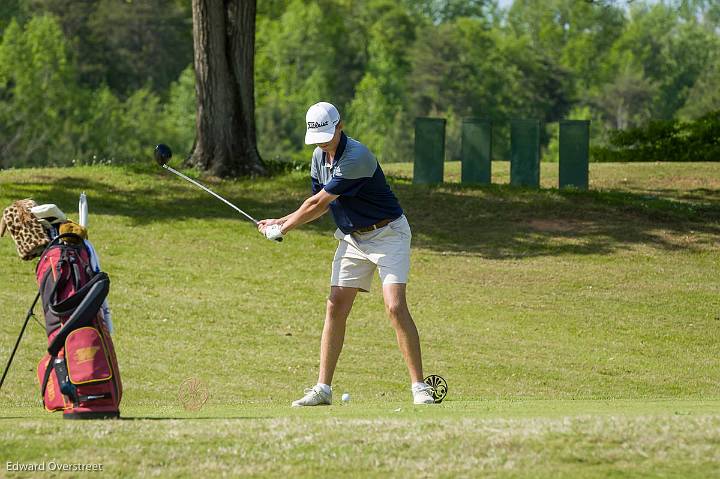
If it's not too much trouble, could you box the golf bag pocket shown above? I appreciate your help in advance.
[37,325,120,417]
[37,354,68,412]
[65,327,112,384]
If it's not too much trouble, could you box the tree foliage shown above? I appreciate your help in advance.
[0,15,169,166]
[0,0,718,170]
[25,0,192,95]
[0,16,79,166]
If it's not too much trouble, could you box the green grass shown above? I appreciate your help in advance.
[3,401,720,478]
[0,161,719,477]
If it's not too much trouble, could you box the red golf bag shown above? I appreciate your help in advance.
[35,233,122,419]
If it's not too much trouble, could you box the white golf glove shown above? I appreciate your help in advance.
[264,223,284,241]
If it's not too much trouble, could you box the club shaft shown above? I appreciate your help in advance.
[163,165,258,224]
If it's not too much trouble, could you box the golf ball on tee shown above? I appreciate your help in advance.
[341,393,350,402]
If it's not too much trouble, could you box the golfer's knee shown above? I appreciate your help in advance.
[385,302,409,323]
[327,288,354,316]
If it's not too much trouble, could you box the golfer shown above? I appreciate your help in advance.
[258,102,435,406]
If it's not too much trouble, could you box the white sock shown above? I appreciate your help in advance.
[412,381,427,391]
[316,383,332,395]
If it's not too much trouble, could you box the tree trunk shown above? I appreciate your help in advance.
[189,0,265,177]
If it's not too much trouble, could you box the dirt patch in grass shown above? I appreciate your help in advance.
[527,219,596,234]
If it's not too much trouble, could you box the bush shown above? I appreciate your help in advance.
[263,158,310,176]
[591,111,720,162]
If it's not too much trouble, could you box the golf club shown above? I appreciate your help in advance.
[154,144,281,242]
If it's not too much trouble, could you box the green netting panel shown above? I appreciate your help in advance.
[414,117,445,185]
[559,120,590,190]
[510,119,540,188]
[461,119,492,184]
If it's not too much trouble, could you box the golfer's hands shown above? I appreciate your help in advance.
[257,219,284,241]
[264,224,283,241]
[257,218,282,232]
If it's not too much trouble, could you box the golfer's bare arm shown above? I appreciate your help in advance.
[280,190,337,233]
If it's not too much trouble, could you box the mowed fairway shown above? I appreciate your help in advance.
[1,161,719,477]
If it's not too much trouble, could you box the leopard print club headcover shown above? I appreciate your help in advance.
[0,199,50,260]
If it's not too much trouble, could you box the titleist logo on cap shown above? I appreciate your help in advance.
[305,102,340,144]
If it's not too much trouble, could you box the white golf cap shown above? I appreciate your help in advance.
[305,102,340,145]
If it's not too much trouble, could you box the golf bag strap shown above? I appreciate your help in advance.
[72,263,82,291]
[34,233,85,275]
[41,250,66,309]
[49,272,108,316]
[40,236,87,313]
[47,275,110,356]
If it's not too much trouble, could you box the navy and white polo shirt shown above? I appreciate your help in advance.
[311,132,403,234]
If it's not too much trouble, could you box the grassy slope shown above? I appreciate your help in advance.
[0,161,719,477]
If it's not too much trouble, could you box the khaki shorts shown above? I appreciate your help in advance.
[331,215,411,292]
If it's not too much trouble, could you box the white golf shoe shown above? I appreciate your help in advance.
[291,386,332,407]
[412,384,436,405]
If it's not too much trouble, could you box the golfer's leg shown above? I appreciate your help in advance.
[382,283,424,383]
[318,286,358,386]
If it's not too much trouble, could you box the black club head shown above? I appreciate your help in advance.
[154,144,172,167]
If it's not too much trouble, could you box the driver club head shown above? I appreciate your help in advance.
[154,144,172,167]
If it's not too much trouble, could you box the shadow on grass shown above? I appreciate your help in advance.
[389,180,720,259]
[1,173,297,226]
[2,169,718,260]
[640,188,720,203]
